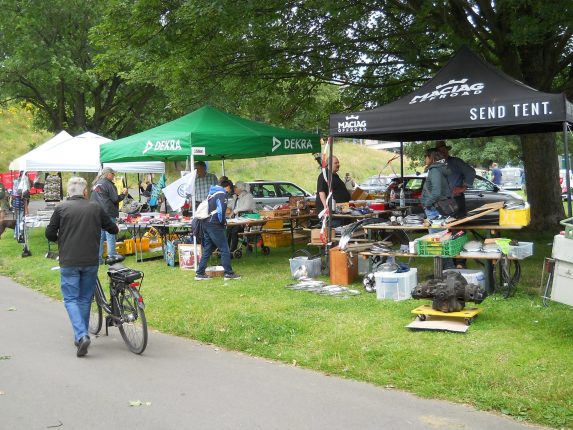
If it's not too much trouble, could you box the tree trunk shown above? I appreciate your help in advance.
[521,133,564,230]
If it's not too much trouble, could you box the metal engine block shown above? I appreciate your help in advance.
[411,272,488,313]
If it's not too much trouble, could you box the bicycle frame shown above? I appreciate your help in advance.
[90,260,148,354]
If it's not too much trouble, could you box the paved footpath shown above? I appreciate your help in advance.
[0,276,544,430]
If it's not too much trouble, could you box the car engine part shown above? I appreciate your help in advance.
[411,272,488,312]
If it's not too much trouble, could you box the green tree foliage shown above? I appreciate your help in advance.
[0,0,166,137]
[94,0,573,228]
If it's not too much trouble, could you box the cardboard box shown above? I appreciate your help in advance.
[329,246,358,285]
[351,187,370,201]
[311,228,336,244]
[178,244,202,270]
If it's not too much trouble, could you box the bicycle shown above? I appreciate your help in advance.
[89,255,148,354]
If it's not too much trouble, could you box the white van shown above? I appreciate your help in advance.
[500,167,524,190]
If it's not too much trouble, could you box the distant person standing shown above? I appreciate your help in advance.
[344,172,356,193]
[46,176,118,357]
[193,161,218,205]
[491,162,503,185]
[91,167,127,262]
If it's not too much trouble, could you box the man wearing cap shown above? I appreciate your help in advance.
[193,161,218,205]
[91,167,128,262]
[435,141,476,218]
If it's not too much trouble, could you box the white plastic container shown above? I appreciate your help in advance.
[442,269,485,289]
[289,256,321,278]
[375,268,418,301]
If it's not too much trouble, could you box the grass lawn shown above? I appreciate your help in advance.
[1,227,573,428]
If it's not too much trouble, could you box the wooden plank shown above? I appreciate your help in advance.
[467,201,504,213]
[443,207,499,228]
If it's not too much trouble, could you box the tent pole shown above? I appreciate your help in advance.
[221,160,225,177]
[564,122,572,217]
[400,142,404,178]
[191,153,199,271]
[326,137,334,270]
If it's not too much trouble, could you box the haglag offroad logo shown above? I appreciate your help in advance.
[409,79,484,104]
[337,115,367,133]
[142,139,182,154]
[271,136,313,152]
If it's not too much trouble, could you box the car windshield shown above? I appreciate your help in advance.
[471,176,496,191]
[277,183,306,197]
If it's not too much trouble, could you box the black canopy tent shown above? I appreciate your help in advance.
[329,46,573,216]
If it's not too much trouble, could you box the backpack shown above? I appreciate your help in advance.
[194,191,225,219]
[191,191,224,239]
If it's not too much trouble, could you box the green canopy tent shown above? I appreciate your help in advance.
[100,105,320,163]
[100,105,321,270]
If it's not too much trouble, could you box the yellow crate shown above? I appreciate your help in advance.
[499,206,530,226]
[123,238,150,254]
[262,232,292,248]
[264,219,284,229]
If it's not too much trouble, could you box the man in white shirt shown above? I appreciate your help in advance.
[227,181,256,254]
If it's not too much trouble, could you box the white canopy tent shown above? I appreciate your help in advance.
[24,132,165,173]
[9,130,73,171]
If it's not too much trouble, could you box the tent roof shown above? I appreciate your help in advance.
[9,130,72,171]
[329,47,573,141]
[25,132,165,173]
[100,105,321,163]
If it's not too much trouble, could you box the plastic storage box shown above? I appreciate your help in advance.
[507,241,534,259]
[289,256,321,278]
[499,205,530,226]
[375,268,418,301]
[443,269,485,289]
[262,232,291,248]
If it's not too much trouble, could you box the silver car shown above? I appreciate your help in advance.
[246,180,315,210]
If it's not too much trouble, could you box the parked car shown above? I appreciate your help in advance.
[560,169,573,195]
[500,167,525,190]
[358,175,393,194]
[245,180,315,210]
[385,174,525,222]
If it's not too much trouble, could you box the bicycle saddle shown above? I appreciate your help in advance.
[104,254,125,265]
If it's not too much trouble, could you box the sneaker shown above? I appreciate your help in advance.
[194,273,211,281]
[224,273,241,280]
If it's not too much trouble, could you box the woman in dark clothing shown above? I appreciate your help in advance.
[421,148,455,269]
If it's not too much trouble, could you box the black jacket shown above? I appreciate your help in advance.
[45,196,118,267]
[90,177,125,218]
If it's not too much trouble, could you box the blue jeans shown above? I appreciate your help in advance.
[60,265,99,342]
[197,222,234,275]
[99,217,117,261]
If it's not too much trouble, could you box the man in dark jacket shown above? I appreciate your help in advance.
[90,167,128,262]
[195,185,241,281]
[46,176,118,357]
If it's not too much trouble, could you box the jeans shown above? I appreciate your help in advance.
[60,265,99,342]
[197,222,234,275]
[99,217,117,261]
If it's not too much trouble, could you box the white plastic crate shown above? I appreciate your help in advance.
[375,268,417,301]
[507,241,533,259]
[443,269,485,289]
[289,256,321,278]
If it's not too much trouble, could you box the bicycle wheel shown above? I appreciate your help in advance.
[89,279,104,335]
[117,288,148,354]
